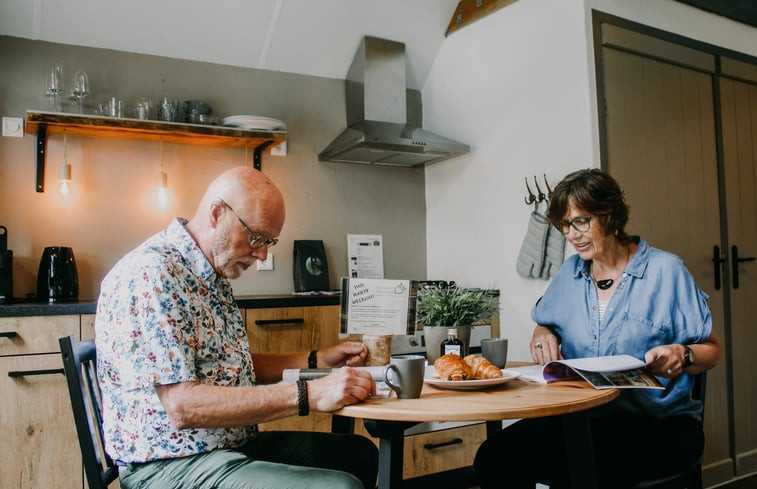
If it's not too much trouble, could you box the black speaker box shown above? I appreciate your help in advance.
[293,240,329,292]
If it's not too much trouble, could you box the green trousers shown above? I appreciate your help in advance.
[119,431,378,489]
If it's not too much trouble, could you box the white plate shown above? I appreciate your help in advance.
[424,366,521,390]
[222,115,286,131]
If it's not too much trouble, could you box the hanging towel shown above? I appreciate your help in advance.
[516,212,550,279]
[540,225,565,280]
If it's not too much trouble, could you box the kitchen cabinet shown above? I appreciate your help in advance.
[0,315,83,489]
[24,110,287,191]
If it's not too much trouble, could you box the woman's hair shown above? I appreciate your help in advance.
[547,168,631,242]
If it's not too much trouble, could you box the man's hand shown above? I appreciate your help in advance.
[319,341,368,368]
[308,366,376,412]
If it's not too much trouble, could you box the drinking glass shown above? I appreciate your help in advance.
[69,71,90,113]
[45,63,63,111]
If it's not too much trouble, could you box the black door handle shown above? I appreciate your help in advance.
[731,245,756,290]
[713,245,727,290]
[8,368,64,377]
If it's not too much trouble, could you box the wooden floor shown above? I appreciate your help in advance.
[714,473,757,489]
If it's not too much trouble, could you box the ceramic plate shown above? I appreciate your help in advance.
[424,366,521,390]
[222,115,286,131]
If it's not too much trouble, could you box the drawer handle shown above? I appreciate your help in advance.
[8,368,65,378]
[424,438,463,450]
[0,331,18,339]
[255,318,305,326]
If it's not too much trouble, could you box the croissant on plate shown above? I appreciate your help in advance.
[464,354,503,379]
[434,354,472,381]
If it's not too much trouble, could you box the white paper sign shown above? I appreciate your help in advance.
[347,234,384,279]
[341,278,414,335]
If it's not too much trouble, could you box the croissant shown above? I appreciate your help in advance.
[464,354,503,379]
[434,354,472,381]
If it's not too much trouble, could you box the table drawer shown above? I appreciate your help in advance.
[403,423,487,479]
[0,315,79,356]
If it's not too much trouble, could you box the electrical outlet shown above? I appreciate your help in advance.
[271,141,287,156]
[2,117,24,138]
[256,253,274,271]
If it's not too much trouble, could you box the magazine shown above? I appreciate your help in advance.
[508,354,664,389]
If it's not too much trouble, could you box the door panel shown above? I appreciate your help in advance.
[720,77,757,474]
[602,46,733,482]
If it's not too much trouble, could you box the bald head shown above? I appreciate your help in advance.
[186,167,286,273]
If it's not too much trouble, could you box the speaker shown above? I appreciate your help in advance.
[293,240,329,292]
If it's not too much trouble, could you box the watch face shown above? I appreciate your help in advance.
[684,345,695,367]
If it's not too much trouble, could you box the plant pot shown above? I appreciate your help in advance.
[423,326,471,364]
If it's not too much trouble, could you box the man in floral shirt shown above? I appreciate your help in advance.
[96,167,378,489]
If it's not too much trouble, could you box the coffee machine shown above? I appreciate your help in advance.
[37,246,79,303]
[0,226,12,304]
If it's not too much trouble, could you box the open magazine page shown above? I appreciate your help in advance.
[509,355,664,389]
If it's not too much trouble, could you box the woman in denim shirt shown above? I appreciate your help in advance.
[475,169,720,488]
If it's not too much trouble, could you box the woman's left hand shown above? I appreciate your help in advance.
[644,344,685,378]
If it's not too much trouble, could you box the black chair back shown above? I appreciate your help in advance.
[59,336,119,489]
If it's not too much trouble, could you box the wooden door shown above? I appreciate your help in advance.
[720,75,757,475]
[600,45,733,483]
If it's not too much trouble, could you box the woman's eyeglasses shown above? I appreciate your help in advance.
[556,216,592,235]
[217,198,278,250]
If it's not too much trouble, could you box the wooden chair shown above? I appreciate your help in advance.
[631,372,707,489]
[59,336,119,489]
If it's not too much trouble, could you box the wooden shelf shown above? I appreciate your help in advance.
[25,110,287,192]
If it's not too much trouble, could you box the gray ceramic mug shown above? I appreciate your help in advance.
[383,355,426,399]
[481,338,508,368]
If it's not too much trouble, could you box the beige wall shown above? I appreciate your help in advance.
[0,36,427,301]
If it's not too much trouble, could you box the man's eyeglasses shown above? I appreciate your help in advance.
[556,216,592,235]
[217,198,279,250]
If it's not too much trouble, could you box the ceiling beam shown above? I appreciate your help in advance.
[445,0,519,37]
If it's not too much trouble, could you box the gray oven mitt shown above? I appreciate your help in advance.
[540,225,565,280]
[516,212,549,279]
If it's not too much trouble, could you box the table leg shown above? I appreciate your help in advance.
[562,410,598,489]
[331,414,355,434]
[363,419,417,489]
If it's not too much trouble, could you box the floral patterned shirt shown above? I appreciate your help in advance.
[95,218,257,463]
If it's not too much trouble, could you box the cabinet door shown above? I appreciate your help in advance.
[1,353,83,489]
[245,305,341,353]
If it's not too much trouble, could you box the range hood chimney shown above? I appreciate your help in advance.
[318,36,469,167]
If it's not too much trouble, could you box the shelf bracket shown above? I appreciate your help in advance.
[35,123,48,192]
[253,140,274,171]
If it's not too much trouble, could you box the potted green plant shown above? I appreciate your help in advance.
[416,285,500,363]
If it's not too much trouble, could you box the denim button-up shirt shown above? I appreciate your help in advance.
[532,237,711,419]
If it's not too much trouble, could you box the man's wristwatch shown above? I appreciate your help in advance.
[682,344,695,369]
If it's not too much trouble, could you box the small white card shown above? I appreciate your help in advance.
[340,278,416,335]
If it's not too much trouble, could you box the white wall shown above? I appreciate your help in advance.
[422,0,757,361]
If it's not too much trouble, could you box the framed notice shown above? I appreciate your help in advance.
[347,234,384,278]
[340,277,417,335]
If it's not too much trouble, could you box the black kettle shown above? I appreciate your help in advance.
[37,246,79,303]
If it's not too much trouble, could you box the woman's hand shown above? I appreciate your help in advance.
[644,344,683,378]
[530,325,562,364]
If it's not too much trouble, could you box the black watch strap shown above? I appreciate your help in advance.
[296,379,309,416]
[308,350,318,369]
[682,344,695,368]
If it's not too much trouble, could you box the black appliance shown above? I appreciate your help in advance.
[293,240,329,292]
[0,226,12,304]
[37,246,79,303]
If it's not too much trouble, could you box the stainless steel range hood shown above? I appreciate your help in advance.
[319,37,469,167]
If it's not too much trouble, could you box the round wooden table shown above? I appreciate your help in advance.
[334,379,619,489]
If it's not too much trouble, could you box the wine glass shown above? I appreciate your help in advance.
[70,71,90,114]
[45,63,63,111]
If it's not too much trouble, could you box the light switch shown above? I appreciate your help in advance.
[2,117,24,138]
[271,141,287,156]
[256,253,274,271]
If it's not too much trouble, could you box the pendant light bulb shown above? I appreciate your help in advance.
[58,132,72,196]
[156,170,169,209]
